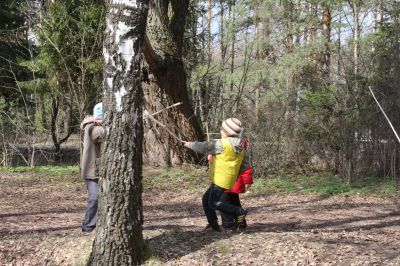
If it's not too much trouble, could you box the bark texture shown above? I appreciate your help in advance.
[321,4,331,83]
[142,0,203,166]
[89,0,148,265]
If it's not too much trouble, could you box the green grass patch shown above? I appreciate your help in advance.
[252,174,399,196]
[349,176,398,195]
[143,165,208,191]
[0,165,79,176]
[0,165,82,192]
[2,164,398,196]
[218,244,231,254]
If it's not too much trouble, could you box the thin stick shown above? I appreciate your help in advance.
[205,122,210,142]
[150,102,182,116]
[369,86,400,143]
[144,110,183,142]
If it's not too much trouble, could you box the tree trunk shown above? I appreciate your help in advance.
[285,0,294,53]
[89,0,148,264]
[216,0,226,129]
[283,0,296,136]
[142,0,203,166]
[229,0,236,95]
[254,0,262,119]
[375,0,384,31]
[392,0,400,93]
[352,1,360,77]
[321,4,331,84]
[337,12,342,80]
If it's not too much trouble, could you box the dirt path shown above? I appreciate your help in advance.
[1,170,400,265]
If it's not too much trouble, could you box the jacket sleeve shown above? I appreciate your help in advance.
[238,151,250,175]
[187,140,224,155]
[241,166,254,184]
[91,126,104,143]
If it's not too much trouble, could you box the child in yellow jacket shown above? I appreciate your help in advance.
[183,118,249,232]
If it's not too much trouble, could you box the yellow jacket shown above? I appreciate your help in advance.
[186,137,248,189]
[210,138,244,189]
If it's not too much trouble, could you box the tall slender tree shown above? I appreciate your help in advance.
[321,2,331,84]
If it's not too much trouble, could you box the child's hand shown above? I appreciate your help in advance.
[182,141,190,148]
[80,115,96,129]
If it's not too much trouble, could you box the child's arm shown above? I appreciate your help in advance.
[80,116,96,129]
[182,140,223,155]
[238,152,250,175]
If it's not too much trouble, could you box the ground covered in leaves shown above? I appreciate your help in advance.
[1,166,400,265]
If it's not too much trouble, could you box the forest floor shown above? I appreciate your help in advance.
[1,166,400,265]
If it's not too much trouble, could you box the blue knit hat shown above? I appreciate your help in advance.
[93,102,103,120]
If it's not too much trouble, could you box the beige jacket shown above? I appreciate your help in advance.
[81,122,104,180]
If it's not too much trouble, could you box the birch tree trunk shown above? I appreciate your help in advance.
[142,0,203,166]
[89,0,148,264]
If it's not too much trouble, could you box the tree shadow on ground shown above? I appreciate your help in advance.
[244,196,396,214]
[0,208,83,218]
[0,225,80,237]
[244,211,400,234]
[143,194,400,262]
[143,202,400,262]
[144,225,232,262]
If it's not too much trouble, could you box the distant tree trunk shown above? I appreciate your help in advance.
[341,0,361,184]
[142,0,203,166]
[255,21,261,118]
[207,0,212,61]
[310,2,318,89]
[392,0,400,182]
[229,0,236,95]
[285,1,294,53]
[321,4,331,84]
[50,96,73,159]
[89,0,148,264]
[392,0,400,93]
[337,12,342,79]
[216,0,226,128]
[283,0,296,135]
[375,0,384,31]
[254,0,263,119]
[351,0,361,77]
[203,0,212,124]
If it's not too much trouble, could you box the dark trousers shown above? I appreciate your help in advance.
[220,193,247,229]
[82,179,99,229]
[202,184,245,229]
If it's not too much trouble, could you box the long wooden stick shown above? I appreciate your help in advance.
[369,87,400,143]
[150,102,182,116]
[143,110,183,142]
[205,122,210,142]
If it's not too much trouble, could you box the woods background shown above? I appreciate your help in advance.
[1,0,400,185]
